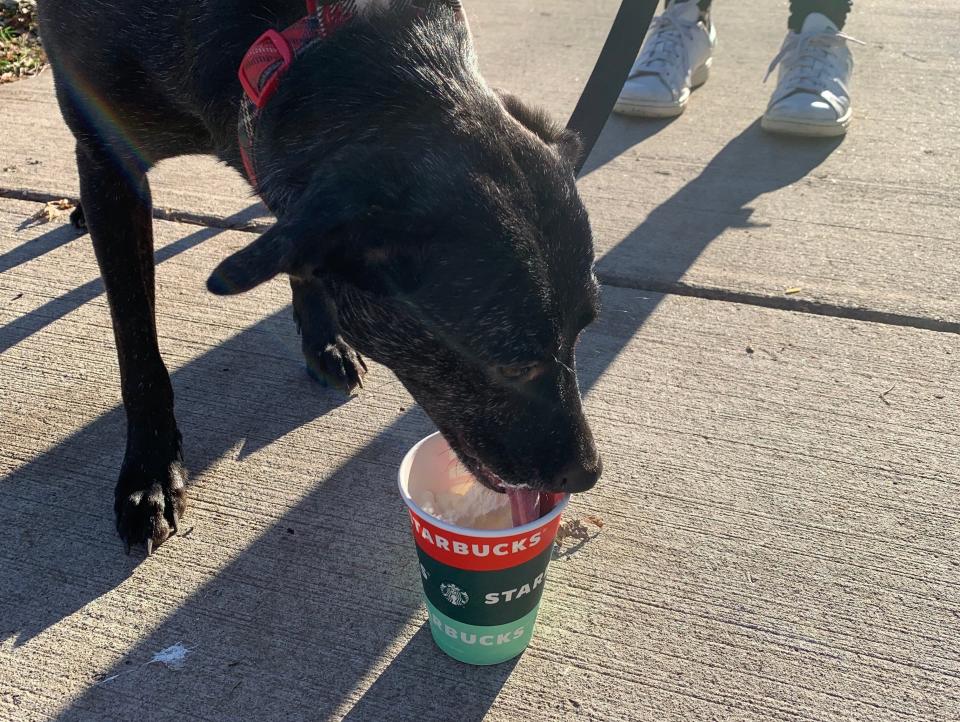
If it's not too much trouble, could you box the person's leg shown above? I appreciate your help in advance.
[788,0,852,31]
[614,0,717,117]
[762,0,856,136]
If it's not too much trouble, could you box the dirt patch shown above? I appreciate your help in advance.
[1,1,45,84]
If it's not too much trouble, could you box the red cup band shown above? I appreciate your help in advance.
[408,509,563,572]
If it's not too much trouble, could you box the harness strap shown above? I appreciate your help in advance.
[237,0,462,191]
[237,0,653,190]
[237,1,359,188]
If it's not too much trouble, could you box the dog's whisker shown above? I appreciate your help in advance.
[554,355,575,376]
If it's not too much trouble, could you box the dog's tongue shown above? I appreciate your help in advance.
[506,489,566,526]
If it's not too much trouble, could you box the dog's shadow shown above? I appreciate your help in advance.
[3,119,843,718]
[1,308,333,641]
[343,626,520,720]
[0,202,270,354]
[2,295,521,719]
[592,119,845,291]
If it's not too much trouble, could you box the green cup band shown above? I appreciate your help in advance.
[424,596,541,666]
[417,543,552,626]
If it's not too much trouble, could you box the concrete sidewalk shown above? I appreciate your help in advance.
[1,1,958,720]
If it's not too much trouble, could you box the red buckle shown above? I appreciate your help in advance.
[238,29,294,109]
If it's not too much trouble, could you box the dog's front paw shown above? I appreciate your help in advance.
[304,337,368,393]
[114,456,187,555]
[69,204,87,232]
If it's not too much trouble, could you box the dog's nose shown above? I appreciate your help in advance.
[553,455,602,493]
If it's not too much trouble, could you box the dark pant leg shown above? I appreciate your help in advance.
[665,0,851,28]
[665,0,712,14]
[789,0,852,30]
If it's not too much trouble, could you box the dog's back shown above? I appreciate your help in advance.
[39,0,320,161]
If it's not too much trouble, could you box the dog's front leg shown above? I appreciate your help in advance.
[291,278,367,392]
[77,143,186,554]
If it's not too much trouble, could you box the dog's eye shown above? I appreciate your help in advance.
[497,363,543,382]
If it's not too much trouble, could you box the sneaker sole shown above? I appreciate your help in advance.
[760,110,851,138]
[614,62,711,118]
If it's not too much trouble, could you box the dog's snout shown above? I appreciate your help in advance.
[553,454,602,493]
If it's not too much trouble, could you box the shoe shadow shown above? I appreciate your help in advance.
[596,119,843,288]
[580,119,844,393]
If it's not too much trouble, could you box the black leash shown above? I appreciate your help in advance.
[566,0,660,177]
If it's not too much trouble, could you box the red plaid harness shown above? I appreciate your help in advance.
[237,0,463,191]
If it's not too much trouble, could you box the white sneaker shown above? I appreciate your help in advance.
[762,13,861,137]
[614,1,717,118]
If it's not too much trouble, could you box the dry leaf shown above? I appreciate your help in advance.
[27,198,74,225]
[584,514,605,529]
[555,519,591,545]
[554,515,604,551]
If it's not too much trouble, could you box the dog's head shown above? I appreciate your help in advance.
[208,11,601,495]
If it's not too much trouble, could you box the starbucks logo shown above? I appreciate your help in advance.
[440,583,469,607]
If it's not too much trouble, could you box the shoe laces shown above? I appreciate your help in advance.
[765,27,863,92]
[629,5,702,78]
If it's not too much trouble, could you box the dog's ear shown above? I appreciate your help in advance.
[497,90,583,170]
[207,159,386,295]
[207,165,419,296]
[207,220,297,295]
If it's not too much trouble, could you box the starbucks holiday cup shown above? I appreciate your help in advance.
[398,432,569,666]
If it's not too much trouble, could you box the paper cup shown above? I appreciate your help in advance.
[398,432,569,665]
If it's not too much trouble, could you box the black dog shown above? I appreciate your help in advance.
[37,0,602,553]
